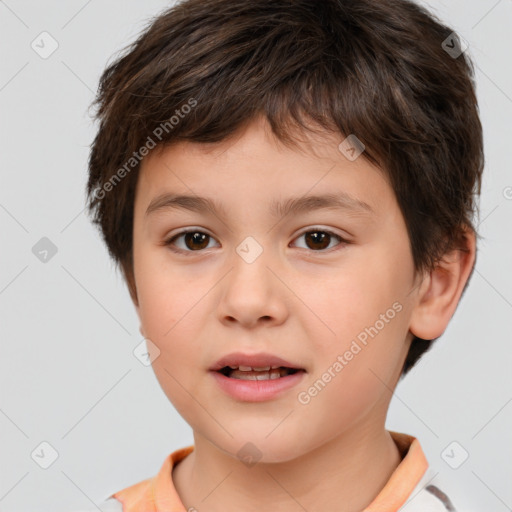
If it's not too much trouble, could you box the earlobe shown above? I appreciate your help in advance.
[409,228,476,340]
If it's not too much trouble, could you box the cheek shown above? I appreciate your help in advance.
[302,249,411,384]
[305,268,397,349]
[139,282,204,418]
[297,317,407,434]
[135,258,210,382]
[135,252,200,338]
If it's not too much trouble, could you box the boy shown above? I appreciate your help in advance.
[83,0,483,510]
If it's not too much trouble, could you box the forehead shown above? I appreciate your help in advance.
[135,117,393,221]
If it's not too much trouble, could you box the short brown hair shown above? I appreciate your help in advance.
[86,0,484,377]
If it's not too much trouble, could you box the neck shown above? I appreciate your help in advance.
[173,423,402,512]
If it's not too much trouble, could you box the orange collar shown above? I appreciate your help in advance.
[364,431,428,511]
[112,431,428,512]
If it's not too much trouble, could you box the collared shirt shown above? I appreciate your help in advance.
[72,431,460,511]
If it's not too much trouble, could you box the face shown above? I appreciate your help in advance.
[131,115,421,462]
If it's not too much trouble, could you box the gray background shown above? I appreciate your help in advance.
[1,1,511,511]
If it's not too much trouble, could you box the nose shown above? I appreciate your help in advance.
[216,240,289,329]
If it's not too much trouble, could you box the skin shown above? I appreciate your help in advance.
[130,114,476,512]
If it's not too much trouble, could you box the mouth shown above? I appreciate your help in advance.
[210,355,307,402]
[210,352,306,379]
[217,365,303,380]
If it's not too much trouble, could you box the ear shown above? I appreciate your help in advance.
[122,262,142,317]
[409,227,476,340]
[120,257,146,336]
[128,283,145,338]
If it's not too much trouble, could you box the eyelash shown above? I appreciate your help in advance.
[163,228,350,256]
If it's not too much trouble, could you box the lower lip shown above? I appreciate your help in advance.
[210,370,306,402]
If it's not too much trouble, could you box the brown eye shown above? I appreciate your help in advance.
[293,229,348,252]
[165,228,349,256]
[165,230,217,253]
[305,231,331,250]
[183,232,210,250]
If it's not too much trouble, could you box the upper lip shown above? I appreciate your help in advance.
[210,352,306,372]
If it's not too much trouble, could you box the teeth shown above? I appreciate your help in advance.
[230,369,283,380]
[222,365,299,379]
[228,365,273,371]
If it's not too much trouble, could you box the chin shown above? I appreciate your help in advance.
[211,434,308,466]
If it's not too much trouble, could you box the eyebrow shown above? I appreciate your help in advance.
[145,192,375,219]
